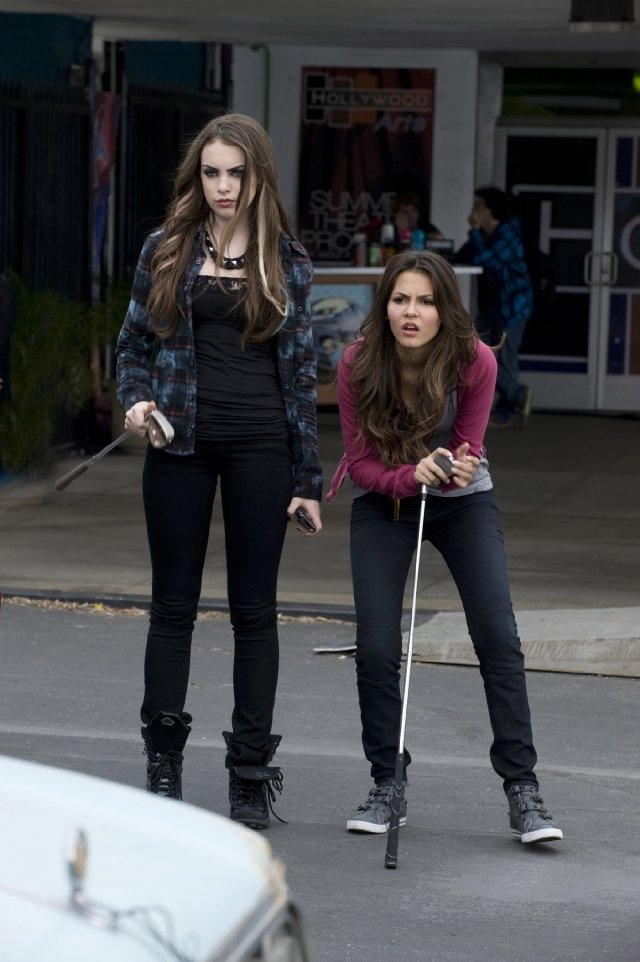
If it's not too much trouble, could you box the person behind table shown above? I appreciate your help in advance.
[365,191,443,253]
[325,249,562,845]
[392,190,443,244]
[116,113,322,830]
[455,186,534,427]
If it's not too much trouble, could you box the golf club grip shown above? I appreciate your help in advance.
[54,460,90,491]
[384,751,405,869]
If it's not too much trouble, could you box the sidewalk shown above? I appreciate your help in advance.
[1,409,639,676]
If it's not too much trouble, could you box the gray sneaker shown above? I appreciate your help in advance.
[507,783,563,843]
[346,779,407,834]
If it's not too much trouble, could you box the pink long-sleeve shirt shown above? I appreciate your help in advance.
[325,338,497,503]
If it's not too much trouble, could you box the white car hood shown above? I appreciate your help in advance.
[0,755,287,962]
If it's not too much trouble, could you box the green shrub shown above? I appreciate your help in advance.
[0,275,128,477]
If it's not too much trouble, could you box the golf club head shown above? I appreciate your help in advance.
[147,410,174,448]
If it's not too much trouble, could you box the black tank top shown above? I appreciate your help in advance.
[191,275,287,442]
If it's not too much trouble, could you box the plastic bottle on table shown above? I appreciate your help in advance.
[368,242,382,267]
[352,232,367,267]
[380,223,395,264]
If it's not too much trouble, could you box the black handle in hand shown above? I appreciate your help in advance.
[384,751,406,869]
[295,507,317,533]
[434,452,455,477]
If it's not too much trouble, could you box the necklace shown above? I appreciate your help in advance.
[204,229,246,271]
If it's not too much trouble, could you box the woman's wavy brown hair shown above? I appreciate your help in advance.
[347,250,478,465]
[146,112,295,344]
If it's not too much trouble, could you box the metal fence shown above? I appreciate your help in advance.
[0,79,91,301]
[0,75,225,464]
[116,84,225,276]
[0,77,226,296]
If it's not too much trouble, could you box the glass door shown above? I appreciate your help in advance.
[598,130,640,410]
[495,122,640,413]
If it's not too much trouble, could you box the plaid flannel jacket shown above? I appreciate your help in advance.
[460,218,533,330]
[115,228,322,500]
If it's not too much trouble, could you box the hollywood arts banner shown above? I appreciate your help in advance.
[298,67,435,263]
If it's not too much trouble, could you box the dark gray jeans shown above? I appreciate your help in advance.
[350,489,538,789]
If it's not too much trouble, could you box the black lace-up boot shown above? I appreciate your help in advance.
[223,731,286,830]
[141,712,192,800]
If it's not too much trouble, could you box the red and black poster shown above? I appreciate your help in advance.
[297,67,435,263]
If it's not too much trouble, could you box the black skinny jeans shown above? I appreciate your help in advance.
[350,489,538,790]
[141,437,292,768]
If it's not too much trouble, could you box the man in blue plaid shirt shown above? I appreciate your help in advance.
[456,186,534,428]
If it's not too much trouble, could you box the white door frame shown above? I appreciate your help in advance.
[495,118,640,413]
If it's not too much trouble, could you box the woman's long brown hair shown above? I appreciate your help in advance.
[146,113,295,344]
[347,250,478,465]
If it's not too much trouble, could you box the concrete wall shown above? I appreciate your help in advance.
[233,44,479,248]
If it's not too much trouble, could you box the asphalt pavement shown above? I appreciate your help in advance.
[1,597,639,962]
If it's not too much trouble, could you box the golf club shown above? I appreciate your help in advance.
[54,409,174,491]
[384,483,428,870]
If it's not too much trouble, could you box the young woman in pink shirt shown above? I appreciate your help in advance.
[327,250,562,845]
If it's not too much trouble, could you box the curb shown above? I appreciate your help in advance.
[405,608,640,678]
[0,588,359,623]
[5,591,639,677]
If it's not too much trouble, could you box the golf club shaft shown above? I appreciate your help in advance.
[54,431,131,491]
[385,484,428,869]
